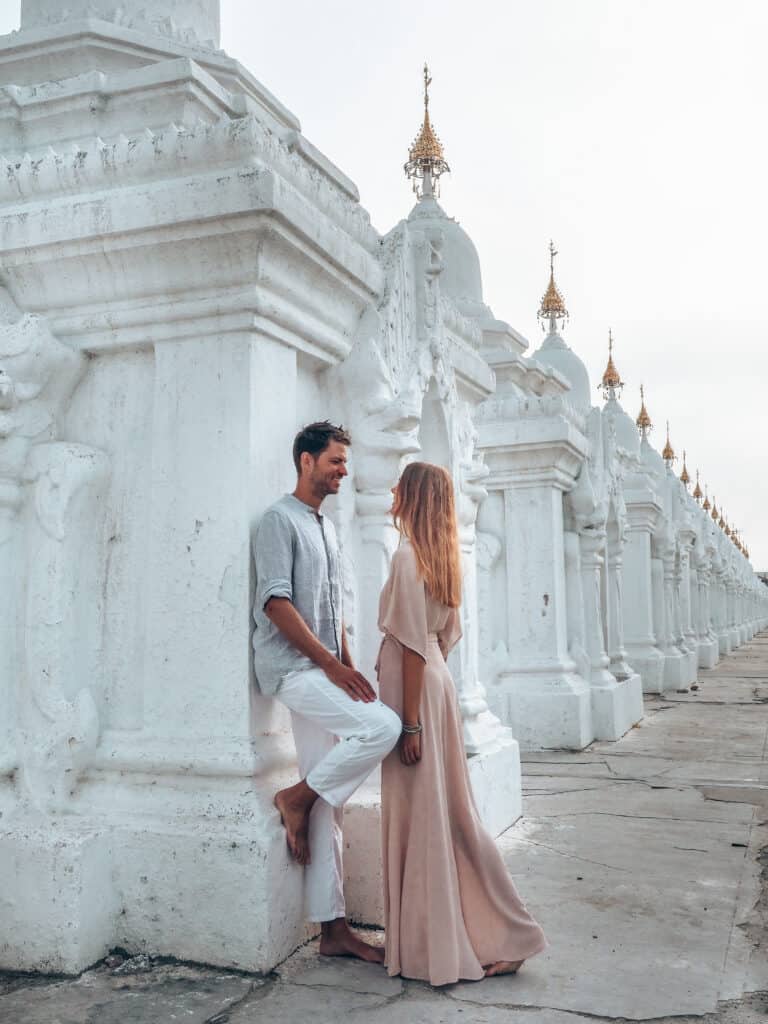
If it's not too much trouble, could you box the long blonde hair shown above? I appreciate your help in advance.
[392,461,462,608]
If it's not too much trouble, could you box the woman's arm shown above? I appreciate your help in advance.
[400,646,425,766]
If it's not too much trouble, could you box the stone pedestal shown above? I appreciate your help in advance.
[622,495,665,693]
[714,575,732,656]
[493,483,591,750]
[696,568,719,669]
[658,553,689,689]
[579,530,641,740]
[605,541,644,729]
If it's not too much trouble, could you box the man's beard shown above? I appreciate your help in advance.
[310,472,338,500]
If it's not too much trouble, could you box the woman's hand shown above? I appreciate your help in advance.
[399,731,421,766]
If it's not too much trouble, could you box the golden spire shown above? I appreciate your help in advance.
[662,420,675,463]
[702,487,711,511]
[680,450,690,486]
[538,241,569,329]
[718,507,725,529]
[711,495,719,520]
[636,384,652,433]
[692,469,703,502]
[404,63,450,198]
[600,328,623,396]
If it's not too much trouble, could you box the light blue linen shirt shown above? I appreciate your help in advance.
[252,494,342,695]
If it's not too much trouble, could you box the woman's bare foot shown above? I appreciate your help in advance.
[483,959,524,977]
[319,919,385,964]
[274,781,317,866]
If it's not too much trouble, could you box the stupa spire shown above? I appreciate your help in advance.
[404,63,450,200]
[711,495,719,520]
[600,328,624,399]
[636,384,652,436]
[538,241,569,334]
[692,469,703,502]
[662,420,675,464]
[680,450,690,487]
[702,486,711,511]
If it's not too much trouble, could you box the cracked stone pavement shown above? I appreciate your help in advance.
[2,634,767,1023]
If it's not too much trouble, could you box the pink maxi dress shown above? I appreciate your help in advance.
[377,540,547,986]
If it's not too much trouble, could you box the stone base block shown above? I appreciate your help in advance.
[0,807,308,975]
[590,672,644,741]
[663,650,692,689]
[0,823,116,974]
[344,739,523,927]
[113,823,307,972]
[684,647,699,683]
[625,645,665,694]
[729,628,741,649]
[491,670,592,751]
[698,638,719,669]
[718,631,732,657]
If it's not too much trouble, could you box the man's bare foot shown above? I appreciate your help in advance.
[319,919,385,964]
[483,959,524,977]
[274,784,315,866]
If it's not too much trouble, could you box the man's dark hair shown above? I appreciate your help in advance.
[293,421,351,474]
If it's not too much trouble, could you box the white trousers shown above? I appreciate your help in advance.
[276,667,401,923]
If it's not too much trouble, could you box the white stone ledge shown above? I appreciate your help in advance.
[0,170,383,321]
[0,59,242,152]
[0,19,300,134]
[0,115,374,251]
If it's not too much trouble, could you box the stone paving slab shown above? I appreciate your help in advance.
[0,962,257,1023]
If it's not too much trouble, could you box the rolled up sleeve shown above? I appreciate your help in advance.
[255,509,294,608]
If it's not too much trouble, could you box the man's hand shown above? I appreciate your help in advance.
[265,599,376,702]
[399,732,421,766]
[323,659,377,702]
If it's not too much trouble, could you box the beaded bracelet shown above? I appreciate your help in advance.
[402,722,422,734]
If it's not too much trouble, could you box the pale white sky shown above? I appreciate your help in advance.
[2,1,767,567]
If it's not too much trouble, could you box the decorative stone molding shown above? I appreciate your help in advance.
[0,287,109,806]
[20,0,221,49]
[0,115,375,251]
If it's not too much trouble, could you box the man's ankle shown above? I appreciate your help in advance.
[321,916,347,937]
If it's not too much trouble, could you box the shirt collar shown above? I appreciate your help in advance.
[287,493,324,517]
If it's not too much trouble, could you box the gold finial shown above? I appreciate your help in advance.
[537,240,569,329]
[702,486,711,510]
[692,469,703,502]
[711,495,719,520]
[662,420,675,463]
[636,384,652,433]
[404,63,450,198]
[680,449,690,486]
[724,518,731,536]
[600,328,623,396]
[718,507,725,528]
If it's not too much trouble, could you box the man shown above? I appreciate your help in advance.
[253,421,400,963]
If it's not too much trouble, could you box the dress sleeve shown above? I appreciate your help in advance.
[254,508,294,608]
[438,607,463,657]
[378,546,429,662]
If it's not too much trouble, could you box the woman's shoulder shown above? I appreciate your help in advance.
[391,539,419,570]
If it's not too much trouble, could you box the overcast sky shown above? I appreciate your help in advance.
[2,1,767,567]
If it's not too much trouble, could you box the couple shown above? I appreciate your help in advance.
[253,421,546,986]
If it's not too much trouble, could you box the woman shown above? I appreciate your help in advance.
[377,461,547,986]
